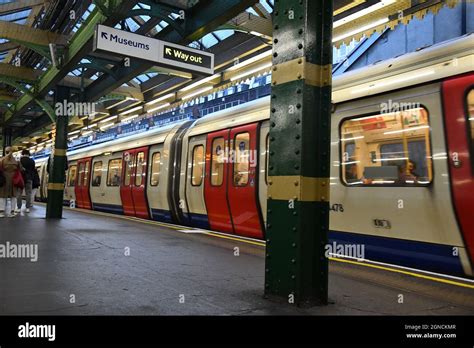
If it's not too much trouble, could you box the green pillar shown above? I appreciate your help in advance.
[264,0,333,306]
[2,127,12,156]
[46,87,70,219]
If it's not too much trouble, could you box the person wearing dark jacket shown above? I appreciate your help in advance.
[16,149,36,213]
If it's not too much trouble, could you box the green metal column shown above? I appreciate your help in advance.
[2,127,12,156]
[265,0,333,306]
[46,87,70,219]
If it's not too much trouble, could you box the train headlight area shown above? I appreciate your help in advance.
[0,0,473,345]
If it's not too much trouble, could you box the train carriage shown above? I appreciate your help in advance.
[36,35,474,277]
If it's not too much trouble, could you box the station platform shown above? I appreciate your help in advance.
[1,204,473,316]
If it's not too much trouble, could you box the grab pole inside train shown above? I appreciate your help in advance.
[46,86,70,219]
[265,0,333,306]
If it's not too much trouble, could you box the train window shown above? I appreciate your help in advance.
[68,165,77,187]
[211,137,225,186]
[467,89,474,169]
[84,161,90,186]
[191,145,204,186]
[135,152,146,186]
[233,132,250,186]
[150,152,161,186]
[92,162,103,187]
[107,159,122,186]
[124,152,135,186]
[340,106,432,186]
[78,163,84,186]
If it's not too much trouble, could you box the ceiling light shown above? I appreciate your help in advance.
[120,106,142,116]
[383,125,429,135]
[333,17,389,42]
[226,50,272,71]
[100,123,115,131]
[121,114,139,123]
[68,130,80,135]
[181,86,213,100]
[180,73,220,92]
[333,0,396,28]
[230,62,272,81]
[99,115,118,123]
[146,93,175,106]
[148,103,171,113]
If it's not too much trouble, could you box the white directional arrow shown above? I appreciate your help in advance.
[165,47,172,55]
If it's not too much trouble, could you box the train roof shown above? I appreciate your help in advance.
[333,33,474,103]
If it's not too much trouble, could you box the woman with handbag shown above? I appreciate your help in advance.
[0,146,22,218]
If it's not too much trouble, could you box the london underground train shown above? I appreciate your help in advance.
[35,35,474,277]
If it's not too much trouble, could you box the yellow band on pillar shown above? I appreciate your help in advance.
[267,175,330,202]
[54,148,67,156]
[48,183,65,191]
[272,57,332,87]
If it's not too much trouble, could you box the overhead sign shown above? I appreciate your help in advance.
[94,24,160,62]
[159,41,214,75]
[93,25,214,75]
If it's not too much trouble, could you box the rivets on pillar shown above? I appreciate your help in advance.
[294,164,299,170]
[297,73,302,79]
[296,119,301,124]
[295,149,300,155]
[267,209,272,214]
[291,259,296,264]
[297,88,302,94]
[296,103,301,109]
[295,134,300,140]
[294,180,299,186]
[271,108,276,113]
[274,25,279,30]
[292,227,297,232]
[274,38,278,44]
[291,275,296,279]
[273,52,278,58]
[298,43,303,49]
[292,211,297,216]
[292,243,296,247]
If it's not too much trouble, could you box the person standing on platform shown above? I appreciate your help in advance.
[0,147,21,218]
[16,149,36,213]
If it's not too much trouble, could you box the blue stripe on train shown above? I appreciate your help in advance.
[329,230,465,276]
[93,203,124,215]
[151,209,173,223]
[187,213,210,230]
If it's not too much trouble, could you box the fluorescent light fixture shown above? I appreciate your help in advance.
[373,157,409,162]
[106,99,129,109]
[120,106,142,116]
[69,135,78,140]
[82,130,93,136]
[146,93,175,106]
[148,103,171,113]
[100,122,115,130]
[99,115,118,123]
[341,161,360,165]
[341,136,364,142]
[351,70,435,94]
[121,114,139,123]
[182,86,213,100]
[383,125,429,135]
[226,50,272,71]
[230,62,272,81]
[333,0,396,28]
[68,130,80,135]
[180,74,220,92]
[250,31,264,37]
[333,17,389,42]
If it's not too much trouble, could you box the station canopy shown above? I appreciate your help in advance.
[0,0,460,150]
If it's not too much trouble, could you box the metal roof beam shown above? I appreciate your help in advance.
[0,63,40,82]
[0,0,46,15]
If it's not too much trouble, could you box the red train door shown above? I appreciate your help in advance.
[75,157,92,209]
[120,148,150,219]
[204,130,234,233]
[443,72,474,266]
[228,124,264,239]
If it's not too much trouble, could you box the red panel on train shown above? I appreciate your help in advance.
[120,147,150,219]
[442,72,474,267]
[75,157,92,209]
[228,123,264,239]
[204,130,234,234]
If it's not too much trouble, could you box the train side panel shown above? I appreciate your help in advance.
[90,154,124,214]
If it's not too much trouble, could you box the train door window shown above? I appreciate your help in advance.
[124,153,136,186]
[68,165,77,187]
[84,161,90,186]
[191,145,204,186]
[135,152,146,186]
[211,137,225,186]
[107,159,122,186]
[78,162,85,186]
[92,162,103,187]
[233,132,250,186]
[340,106,432,185]
[150,152,161,186]
[467,89,474,170]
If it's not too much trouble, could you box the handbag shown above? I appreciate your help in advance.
[13,167,25,189]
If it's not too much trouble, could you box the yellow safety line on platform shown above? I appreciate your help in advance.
[331,257,474,290]
[41,203,474,288]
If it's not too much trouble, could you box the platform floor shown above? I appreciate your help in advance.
[1,204,473,315]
